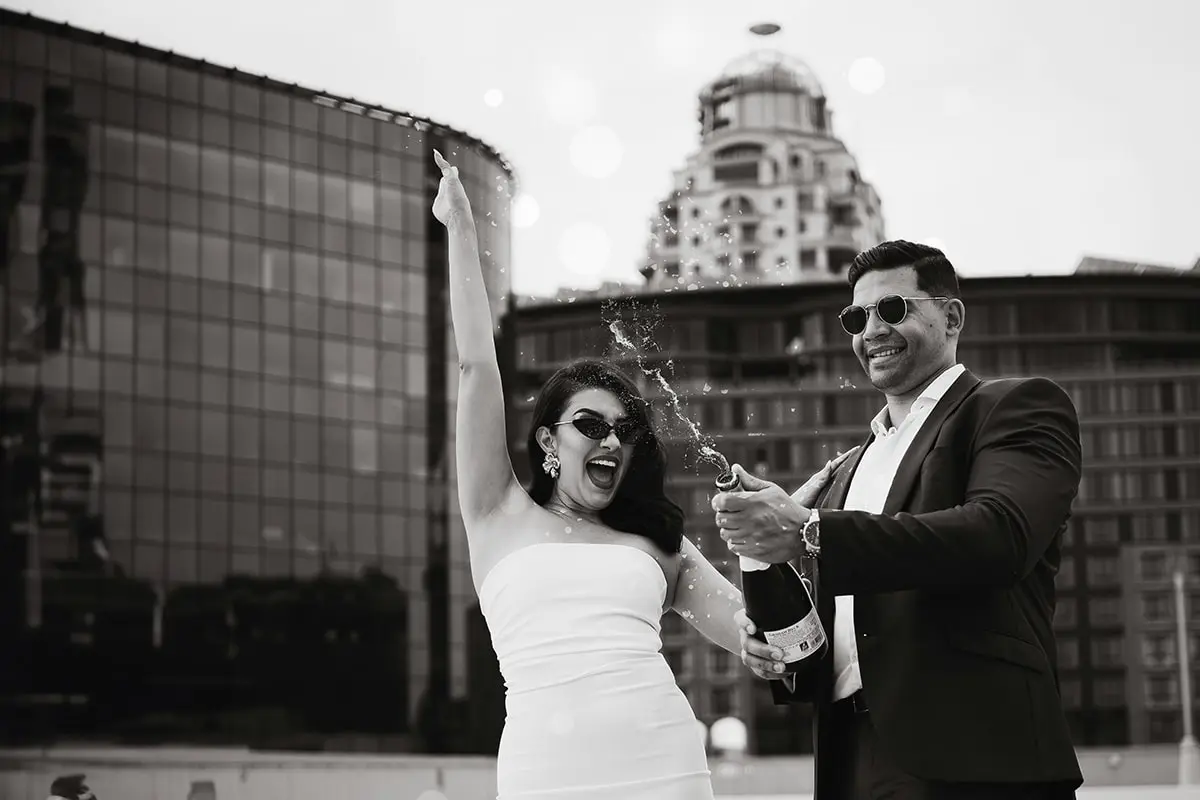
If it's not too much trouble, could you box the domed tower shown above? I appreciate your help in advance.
[699,50,831,139]
[642,44,886,290]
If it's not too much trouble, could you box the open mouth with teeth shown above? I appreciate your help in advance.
[868,345,906,365]
[584,457,620,490]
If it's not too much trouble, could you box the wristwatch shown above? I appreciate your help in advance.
[801,508,821,557]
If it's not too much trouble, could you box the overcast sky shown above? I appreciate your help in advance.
[15,0,1200,296]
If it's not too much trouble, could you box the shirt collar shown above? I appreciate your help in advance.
[870,363,966,437]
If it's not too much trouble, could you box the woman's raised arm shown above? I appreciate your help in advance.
[431,150,521,526]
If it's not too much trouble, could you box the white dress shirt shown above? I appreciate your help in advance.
[830,363,966,701]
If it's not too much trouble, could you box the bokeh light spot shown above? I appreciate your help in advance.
[512,193,541,228]
[558,222,611,284]
[569,126,624,179]
[847,57,886,95]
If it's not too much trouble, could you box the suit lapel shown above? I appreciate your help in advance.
[819,433,873,513]
[881,369,982,515]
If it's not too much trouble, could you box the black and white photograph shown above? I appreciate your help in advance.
[0,1,1197,798]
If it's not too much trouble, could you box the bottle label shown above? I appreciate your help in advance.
[763,607,826,663]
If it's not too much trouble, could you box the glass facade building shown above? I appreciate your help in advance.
[505,271,1200,752]
[0,10,514,752]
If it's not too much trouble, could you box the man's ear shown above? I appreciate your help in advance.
[945,298,965,336]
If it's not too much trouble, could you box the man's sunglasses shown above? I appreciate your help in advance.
[838,294,952,336]
[552,417,647,444]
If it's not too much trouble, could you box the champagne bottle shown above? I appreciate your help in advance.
[716,470,827,674]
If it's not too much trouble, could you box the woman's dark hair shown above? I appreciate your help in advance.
[526,358,684,555]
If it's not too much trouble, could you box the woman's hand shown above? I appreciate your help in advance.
[734,608,788,681]
[432,149,473,226]
[791,446,860,508]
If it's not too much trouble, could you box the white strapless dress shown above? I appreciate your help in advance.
[478,541,713,799]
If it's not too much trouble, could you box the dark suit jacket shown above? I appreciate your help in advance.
[772,370,1084,793]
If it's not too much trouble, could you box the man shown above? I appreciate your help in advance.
[713,240,1083,799]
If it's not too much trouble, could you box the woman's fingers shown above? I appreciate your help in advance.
[828,446,859,471]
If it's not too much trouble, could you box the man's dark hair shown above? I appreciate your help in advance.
[847,239,961,299]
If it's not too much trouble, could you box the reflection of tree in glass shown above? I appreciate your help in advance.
[0,100,36,356]
[12,86,91,357]
[132,572,413,747]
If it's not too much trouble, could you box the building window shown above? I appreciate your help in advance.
[1139,550,1169,581]
[1143,593,1172,622]
[1149,712,1183,744]
[662,613,685,637]
[665,646,693,679]
[711,686,734,717]
[1088,596,1123,627]
[828,247,857,275]
[709,647,736,678]
[1142,634,1176,668]
[351,426,378,474]
[1082,517,1119,546]
[713,161,759,183]
[1057,558,1075,588]
[1093,677,1127,708]
[1145,674,1179,707]
[1057,637,1079,669]
[1131,513,1170,543]
[1090,636,1124,667]
[829,203,856,227]
[720,195,756,216]
[1185,512,1200,542]
[1086,556,1120,587]
[1054,598,1077,629]
[1059,678,1082,709]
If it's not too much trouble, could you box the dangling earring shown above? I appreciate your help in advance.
[542,451,560,479]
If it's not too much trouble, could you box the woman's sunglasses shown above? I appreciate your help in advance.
[838,294,951,336]
[552,417,647,444]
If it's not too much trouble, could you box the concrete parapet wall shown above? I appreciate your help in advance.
[0,745,1191,799]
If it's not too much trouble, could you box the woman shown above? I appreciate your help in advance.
[431,150,847,799]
